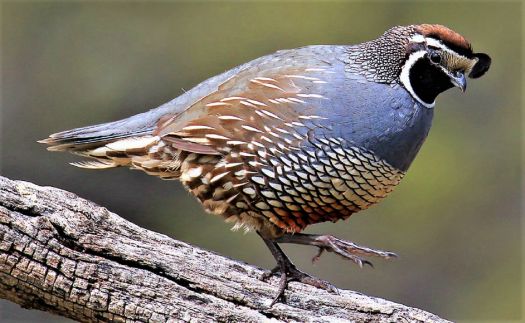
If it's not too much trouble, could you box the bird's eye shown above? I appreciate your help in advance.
[429,52,441,64]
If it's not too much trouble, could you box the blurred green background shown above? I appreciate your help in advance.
[0,1,522,322]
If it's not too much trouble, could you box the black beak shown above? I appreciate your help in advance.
[450,71,467,92]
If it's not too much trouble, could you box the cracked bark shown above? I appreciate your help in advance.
[0,175,450,322]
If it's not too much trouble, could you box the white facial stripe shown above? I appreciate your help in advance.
[400,50,435,109]
[423,36,470,60]
[425,37,446,49]
[409,34,426,43]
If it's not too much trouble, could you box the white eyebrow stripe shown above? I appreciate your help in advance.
[410,35,470,60]
[425,37,446,49]
[409,34,426,43]
[426,37,470,60]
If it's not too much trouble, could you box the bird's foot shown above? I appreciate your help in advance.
[259,265,279,281]
[261,261,338,306]
[277,233,397,268]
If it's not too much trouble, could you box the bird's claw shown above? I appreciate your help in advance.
[312,247,326,263]
[260,266,280,281]
[263,263,339,306]
[313,235,397,268]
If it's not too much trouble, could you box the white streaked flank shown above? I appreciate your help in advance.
[241,125,263,133]
[218,115,244,121]
[205,134,230,140]
[182,125,215,131]
[210,171,230,183]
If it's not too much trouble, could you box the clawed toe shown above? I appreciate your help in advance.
[260,266,279,281]
[259,231,393,306]
[277,233,397,268]
[292,270,339,294]
[265,263,339,306]
[317,235,397,260]
[311,247,325,263]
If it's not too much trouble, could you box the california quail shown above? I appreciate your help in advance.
[41,24,491,304]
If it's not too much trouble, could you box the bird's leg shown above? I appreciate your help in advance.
[275,233,397,268]
[258,232,338,305]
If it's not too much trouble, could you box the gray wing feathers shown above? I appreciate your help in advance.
[39,61,250,151]
[40,46,334,152]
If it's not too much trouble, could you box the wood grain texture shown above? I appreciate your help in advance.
[0,175,450,322]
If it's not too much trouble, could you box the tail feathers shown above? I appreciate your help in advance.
[40,108,179,170]
[41,127,160,169]
[69,159,119,169]
[39,120,155,152]
[42,125,188,177]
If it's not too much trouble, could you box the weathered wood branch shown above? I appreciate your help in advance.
[0,175,449,322]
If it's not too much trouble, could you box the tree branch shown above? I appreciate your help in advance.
[0,175,449,322]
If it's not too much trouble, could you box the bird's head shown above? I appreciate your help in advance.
[398,24,491,108]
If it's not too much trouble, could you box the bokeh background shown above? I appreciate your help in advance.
[1,1,522,322]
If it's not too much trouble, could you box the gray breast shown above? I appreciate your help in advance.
[311,72,434,172]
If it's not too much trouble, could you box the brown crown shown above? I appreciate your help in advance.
[416,24,473,56]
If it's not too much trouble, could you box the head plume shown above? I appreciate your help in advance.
[413,24,491,78]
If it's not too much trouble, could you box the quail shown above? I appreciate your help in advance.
[41,24,491,304]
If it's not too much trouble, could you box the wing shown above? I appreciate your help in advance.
[155,60,335,156]
[148,53,351,231]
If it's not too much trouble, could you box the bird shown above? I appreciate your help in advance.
[40,24,491,304]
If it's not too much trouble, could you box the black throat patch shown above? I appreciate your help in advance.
[409,56,454,104]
